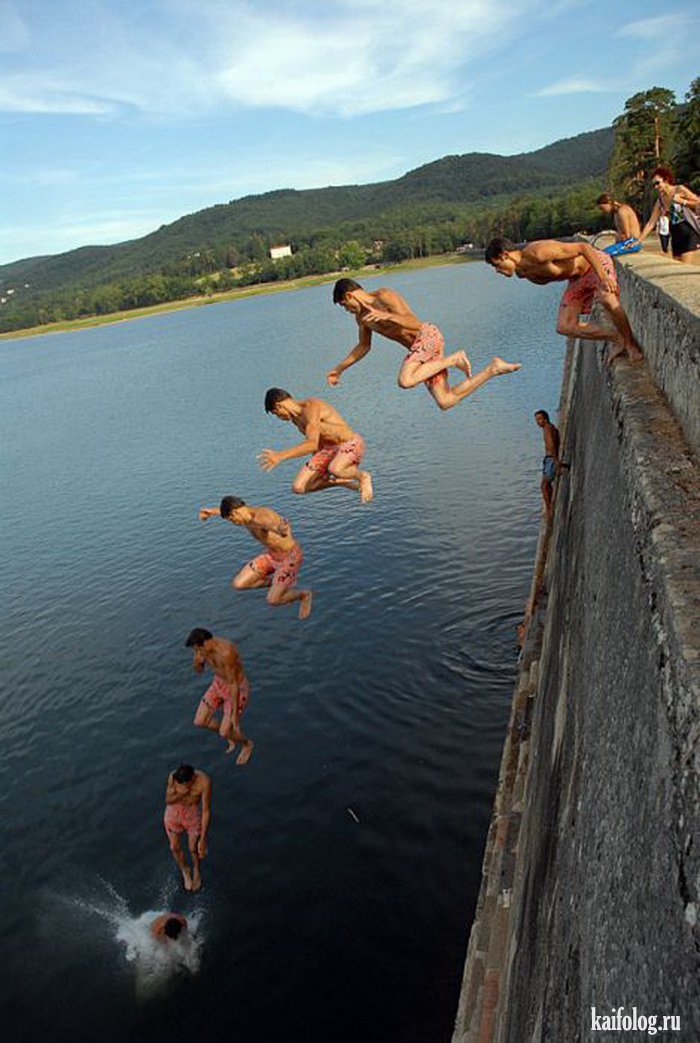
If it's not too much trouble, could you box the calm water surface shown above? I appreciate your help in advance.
[0,264,562,1042]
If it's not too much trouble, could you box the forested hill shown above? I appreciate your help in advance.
[1,126,613,296]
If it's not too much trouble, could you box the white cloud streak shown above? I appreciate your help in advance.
[0,0,530,119]
[534,77,612,97]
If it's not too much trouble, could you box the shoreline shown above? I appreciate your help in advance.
[0,253,473,342]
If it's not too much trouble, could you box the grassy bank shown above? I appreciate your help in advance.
[0,253,474,342]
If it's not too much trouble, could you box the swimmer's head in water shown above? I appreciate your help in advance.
[264,388,294,417]
[484,238,519,276]
[164,917,185,940]
[173,764,195,785]
[185,628,213,648]
[220,495,246,519]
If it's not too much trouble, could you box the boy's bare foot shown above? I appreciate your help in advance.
[490,357,521,375]
[225,739,237,755]
[453,350,472,377]
[236,741,254,766]
[299,591,313,620]
[182,869,193,892]
[191,869,202,893]
[359,471,373,503]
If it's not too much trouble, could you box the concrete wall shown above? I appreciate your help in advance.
[453,256,700,1042]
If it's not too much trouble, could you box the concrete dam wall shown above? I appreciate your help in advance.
[453,252,700,1042]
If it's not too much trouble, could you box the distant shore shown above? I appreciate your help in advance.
[0,253,474,342]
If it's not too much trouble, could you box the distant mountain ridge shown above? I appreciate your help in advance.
[1,125,613,296]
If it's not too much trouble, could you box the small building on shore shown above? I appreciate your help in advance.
[269,244,292,261]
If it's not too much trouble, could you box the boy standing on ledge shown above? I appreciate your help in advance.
[259,387,373,503]
[198,496,313,620]
[484,237,642,363]
[534,410,561,518]
[328,278,520,409]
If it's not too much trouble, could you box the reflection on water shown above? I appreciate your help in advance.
[0,264,563,1043]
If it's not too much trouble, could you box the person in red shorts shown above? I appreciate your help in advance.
[328,278,520,409]
[185,627,254,765]
[163,764,212,892]
[198,496,312,620]
[259,388,373,503]
[484,237,642,363]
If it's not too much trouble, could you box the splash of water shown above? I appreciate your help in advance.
[51,878,203,998]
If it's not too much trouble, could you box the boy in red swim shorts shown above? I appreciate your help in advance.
[185,627,254,765]
[327,278,520,409]
[485,237,642,363]
[163,764,212,892]
[198,496,313,620]
[259,388,373,503]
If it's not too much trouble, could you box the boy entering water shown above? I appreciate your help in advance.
[163,764,212,892]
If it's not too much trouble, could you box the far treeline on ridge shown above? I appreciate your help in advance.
[1,80,698,335]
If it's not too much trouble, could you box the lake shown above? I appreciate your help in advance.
[0,263,563,1043]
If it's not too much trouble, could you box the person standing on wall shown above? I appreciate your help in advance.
[637,167,700,264]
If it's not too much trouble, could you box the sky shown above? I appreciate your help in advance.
[1,0,698,265]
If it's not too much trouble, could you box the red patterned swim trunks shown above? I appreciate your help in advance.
[405,322,447,388]
[249,543,303,595]
[306,435,365,476]
[163,802,201,838]
[560,251,618,314]
[199,674,250,718]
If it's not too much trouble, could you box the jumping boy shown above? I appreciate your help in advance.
[198,496,312,620]
[259,387,373,503]
[328,278,520,409]
[163,764,212,892]
[185,627,254,765]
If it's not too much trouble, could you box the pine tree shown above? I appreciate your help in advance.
[608,87,677,209]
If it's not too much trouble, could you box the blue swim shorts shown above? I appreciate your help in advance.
[542,456,557,482]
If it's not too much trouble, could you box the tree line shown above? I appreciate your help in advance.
[1,77,697,335]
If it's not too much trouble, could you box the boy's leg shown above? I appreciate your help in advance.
[266,557,312,619]
[328,448,373,502]
[166,829,193,891]
[194,699,222,734]
[188,834,202,892]
[292,460,356,495]
[427,358,521,412]
[232,561,272,590]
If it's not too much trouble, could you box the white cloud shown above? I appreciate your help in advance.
[617,12,695,38]
[534,77,612,97]
[0,0,531,119]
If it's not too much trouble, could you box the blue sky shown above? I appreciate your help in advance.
[1,0,698,264]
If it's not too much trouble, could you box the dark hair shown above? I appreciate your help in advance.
[652,166,675,185]
[185,627,213,648]
[173,764,195,784]
[220,495,246,518]
[596,193,614,206]
[164,917,184,940]
[535,409,550,421]
[333,278,362,304]
[264,388,293,413]
[484,238,517,265]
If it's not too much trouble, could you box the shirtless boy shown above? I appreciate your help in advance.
[484,238,642,363]
[596,194,641,242]
[185,627,254,765]
[150,913,188,942]
[328,278,520,410]
[535,410,561,517]
[163,764,212,892]
[259,387,373,503]
[198,496,312,620]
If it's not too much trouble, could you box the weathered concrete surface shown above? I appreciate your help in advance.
[453,262,700,1042]
[616,250,700,455]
